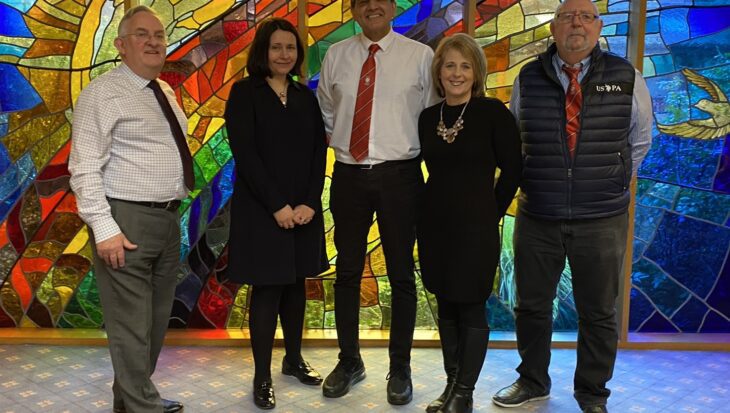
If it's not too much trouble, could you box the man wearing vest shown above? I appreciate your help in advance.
[492,1,652,412]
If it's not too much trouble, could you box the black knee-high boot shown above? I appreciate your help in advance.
[427,319,459,413]
[437,327,489,413]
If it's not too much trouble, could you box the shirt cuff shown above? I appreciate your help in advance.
[88,217,121,244]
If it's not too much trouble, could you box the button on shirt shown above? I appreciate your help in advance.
[69,64,189,242]
[317,30,438,164]
[510,53,653,174]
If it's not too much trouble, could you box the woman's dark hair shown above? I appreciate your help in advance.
[246,18,304,78]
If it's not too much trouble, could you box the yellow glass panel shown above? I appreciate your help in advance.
[225,51,248,83]
[56,0,87,18]
[177,17,200,30]
[72,0,104,69]
[497,3,525,40]
[198,95,226,117]
[487,59,529,88]
[19,317,39,328]
[24,17,77,41]
[64,227,89,255]
[0,36,33,47]
[37,0,82,25]
[310,0,345,27]
[56,286,75,308]
[203,118,226,144]
[192,0,235,26]
[187,112,201,136]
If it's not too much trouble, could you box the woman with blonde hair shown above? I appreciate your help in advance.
[417,33,522,413]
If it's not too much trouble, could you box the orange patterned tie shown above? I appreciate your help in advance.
[562,64,583,159]
[350,44,380,162]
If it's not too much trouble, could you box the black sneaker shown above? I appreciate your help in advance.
[322,358,366,398]
[492,380,549,408]
[386,365,413,405]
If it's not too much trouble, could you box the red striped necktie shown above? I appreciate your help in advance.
[562,64,583,159]
[349,43,380,162]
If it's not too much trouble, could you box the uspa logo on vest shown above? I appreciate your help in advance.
[595,83,623,93]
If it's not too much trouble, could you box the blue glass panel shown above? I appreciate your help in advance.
[640,311,680,332]
[646,16,660,33]
[706,261,730,319]
[714,136,730,193]
[395,3,419,25]
[675,187,730,224]
[632,238,648,263]
[649,54,675,75]
[606,35,627,56]
[615,22,628,35]
[644,213,730,297]
[179,208,191,261]
[0,64,42,112]
[416,0,433,22]
[669,28,730,70]
[700,311,730,332]
[188,197,202,248]
[0,3,32,37]
[671,296,708,332]
[628,287,656,331]
[0,43,26,57]
[0,186,20,220]
[660,8,689,45]
[688,7,730,37]
[634,204,664,242]
[174,272,204,311]
[644,33,669,55]
[487,295,515,331]
[632,258,690,317]
[0,163,19,199]
[0,1,33,12]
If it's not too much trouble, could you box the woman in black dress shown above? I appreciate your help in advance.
[224,18,328,410]
[418,33,522,413]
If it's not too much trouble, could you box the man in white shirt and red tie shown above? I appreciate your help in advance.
[69,5,189,413]
[317,0,436,405]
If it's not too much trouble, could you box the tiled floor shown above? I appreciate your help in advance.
[0,344,728,412]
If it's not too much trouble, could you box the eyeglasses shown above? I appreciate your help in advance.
[555,12,600,24]
[122,31,167,44]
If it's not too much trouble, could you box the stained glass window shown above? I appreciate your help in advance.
[1,0,728,335]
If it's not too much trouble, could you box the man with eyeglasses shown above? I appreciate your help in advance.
[69,5,189,413]
[492,0,652,412]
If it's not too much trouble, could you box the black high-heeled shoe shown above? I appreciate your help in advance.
[253,380,275,410]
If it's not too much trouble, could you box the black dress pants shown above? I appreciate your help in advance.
[513,211,629,408]
[330,158,423,367]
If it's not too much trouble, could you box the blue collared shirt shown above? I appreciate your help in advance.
[510,52,653,175]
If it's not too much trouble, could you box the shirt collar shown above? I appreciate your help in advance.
[118,63,156,90]
[358,29,395,53]
[553,53,592,73]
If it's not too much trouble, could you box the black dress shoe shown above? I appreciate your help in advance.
[282,357,323,385]
[113,398,183,413]
[583,405,608,413]
[253,380,276,410]
[322,358,366,398]
[386,365,413,405]
[492,380,549,408]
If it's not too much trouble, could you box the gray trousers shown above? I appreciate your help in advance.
[92,199,180,413]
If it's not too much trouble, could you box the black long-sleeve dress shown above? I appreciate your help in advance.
[417,96,522,303]
[224,76,329,285]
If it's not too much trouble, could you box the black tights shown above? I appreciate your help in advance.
[248,278,306,384]
[436,296,488,329]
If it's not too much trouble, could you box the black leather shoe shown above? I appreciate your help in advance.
[438,382,473,413]
[322,358,366,398]
[583,405,608,413]
[253,380,275,410]
[113,398,183,413]
[282,357,323,385]
[427,381,454,413]
[386,365,413,405]
[492,380,549,408]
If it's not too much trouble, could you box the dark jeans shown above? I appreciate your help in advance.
[513,211,628,409]
[330,159,423,367]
